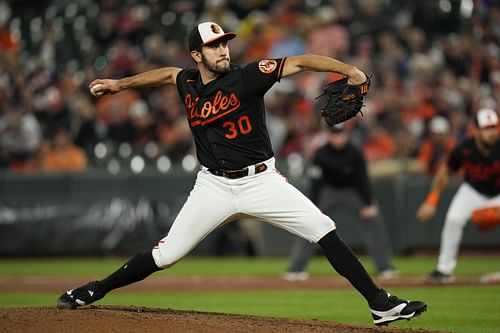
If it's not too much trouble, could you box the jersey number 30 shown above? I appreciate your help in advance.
[223,115,252,139]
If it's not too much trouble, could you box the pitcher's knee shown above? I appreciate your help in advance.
[306,214,336,243]
[151,246,183,269]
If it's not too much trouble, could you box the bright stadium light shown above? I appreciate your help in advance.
[94,142,107,159]
[118,142,132,159]
[145,142,159,159]
[107,158,121,175]
[130,155,145,174]
[460,0,473,18]
[156,156,172,173]
[182,155,197,172]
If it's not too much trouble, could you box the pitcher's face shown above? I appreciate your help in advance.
[200,41,231,74]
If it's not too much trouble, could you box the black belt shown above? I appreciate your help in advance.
[209,163,268,179]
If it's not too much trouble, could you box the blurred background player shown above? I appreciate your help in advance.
[417,108,500,283]
[284,124,397,281]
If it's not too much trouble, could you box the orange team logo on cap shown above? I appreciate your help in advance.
[211,24,222,34]
[258,59,277,74]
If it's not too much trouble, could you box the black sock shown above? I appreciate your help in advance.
[318,230,381,303]
[97,251,162,294]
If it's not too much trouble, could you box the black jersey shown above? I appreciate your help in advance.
[447,138,500,196]
[310,142,373,205]
[176,58,285,170]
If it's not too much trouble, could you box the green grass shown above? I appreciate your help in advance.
[1,255,500,333]
[0,254,498,277]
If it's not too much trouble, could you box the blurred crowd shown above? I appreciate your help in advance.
[0,0,499,175]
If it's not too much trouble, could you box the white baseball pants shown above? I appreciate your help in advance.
[152,158,336,268]
[437,182,500,274]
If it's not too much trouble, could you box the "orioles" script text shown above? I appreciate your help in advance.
[185,91,241,126]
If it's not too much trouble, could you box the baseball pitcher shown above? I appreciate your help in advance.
[57,22,426,326]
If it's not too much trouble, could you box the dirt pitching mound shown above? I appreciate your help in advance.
[0,306,446,333]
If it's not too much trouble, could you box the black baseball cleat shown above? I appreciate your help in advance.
[369,289,427,326]
[56,281,104,309]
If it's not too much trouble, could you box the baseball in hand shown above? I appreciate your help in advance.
[90,83,105,96]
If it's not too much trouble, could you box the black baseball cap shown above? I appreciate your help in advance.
[188,22,236,51]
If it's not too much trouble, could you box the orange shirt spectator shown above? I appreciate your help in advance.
[41,129,87,172]
[417,116,456,175]
[363,126,396,162]
[0,25,20,54]
[95,89,140,124]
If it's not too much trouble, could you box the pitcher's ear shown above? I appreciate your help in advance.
[191,49,202,63]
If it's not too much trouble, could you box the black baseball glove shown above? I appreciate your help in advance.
[316,74,371,126]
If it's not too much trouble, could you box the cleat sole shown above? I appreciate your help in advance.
[374,304,427,326]
[56,299,77,310]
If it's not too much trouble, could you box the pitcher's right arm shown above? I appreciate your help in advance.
[89,67,182,96]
